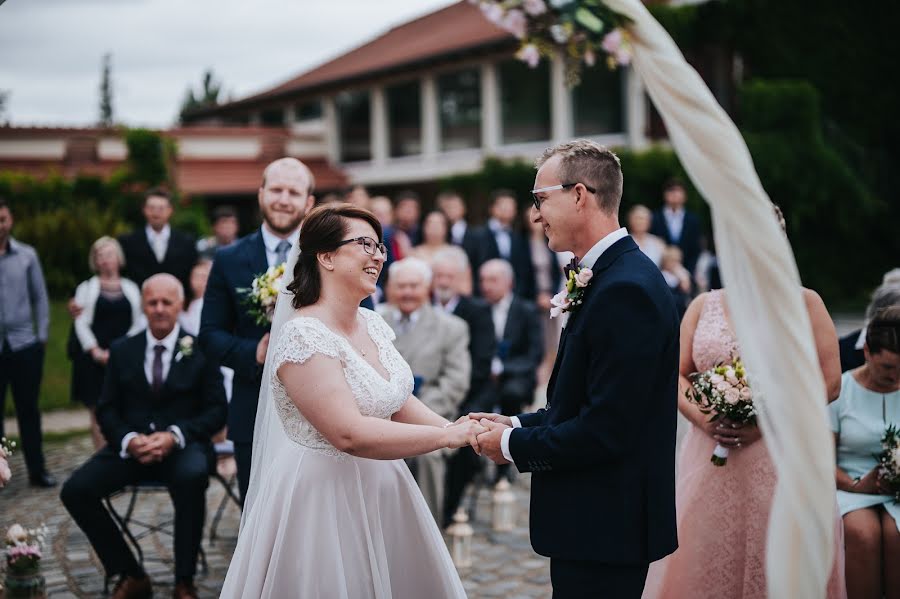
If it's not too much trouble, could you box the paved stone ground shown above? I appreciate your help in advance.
[0,435,549,598]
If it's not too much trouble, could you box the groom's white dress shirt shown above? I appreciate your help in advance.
[499,227,628,463]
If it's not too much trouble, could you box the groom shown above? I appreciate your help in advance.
[472,140,679,598]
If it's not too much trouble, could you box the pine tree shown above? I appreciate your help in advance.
[179,69,222,123]
[99,53,114,127]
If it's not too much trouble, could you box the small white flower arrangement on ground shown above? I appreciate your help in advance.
[238,263,287,326]
[685,357,757,466]
[876,425,900,502]
[4,522,49,594]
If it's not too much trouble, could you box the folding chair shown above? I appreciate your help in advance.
[209,441,242,544]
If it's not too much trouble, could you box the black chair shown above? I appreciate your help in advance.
[102,481,208,594]
[208,442,242,544]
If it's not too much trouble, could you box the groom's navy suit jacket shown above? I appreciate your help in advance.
[509,236,679,564]
[200,230,270,444]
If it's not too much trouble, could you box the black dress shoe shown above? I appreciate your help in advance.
[29,472,57,488]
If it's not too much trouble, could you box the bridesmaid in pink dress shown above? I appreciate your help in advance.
[644,288,846,599]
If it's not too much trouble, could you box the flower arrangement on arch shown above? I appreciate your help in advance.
[685,357,758,466]
[876,425,900,502]
[470,0,632,85]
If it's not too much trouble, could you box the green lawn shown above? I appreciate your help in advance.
[3,300,73,417]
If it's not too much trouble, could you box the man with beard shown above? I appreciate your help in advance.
[199,158,315,502]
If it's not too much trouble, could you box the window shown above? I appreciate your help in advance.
[572,66,624,136]
[294,100,322,121]
[387,80,421,157]
[260,108,286,126]
[336,90,371,162]
[499,59,550,144]
[438,68,481,151]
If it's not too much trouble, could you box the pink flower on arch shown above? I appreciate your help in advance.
[516,43,541,68]
[523,0,547,16]
[501,9,528,39]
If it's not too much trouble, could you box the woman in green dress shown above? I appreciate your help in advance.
[830,305,900,599]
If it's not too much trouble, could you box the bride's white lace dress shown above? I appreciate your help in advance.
[220,308,467,598]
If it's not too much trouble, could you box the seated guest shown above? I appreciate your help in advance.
[839,282,900,372]
[478,259,543,481]
[830,306,900,599]
[61,274,227,599]
[432,247,496,526]
[196,205,239,260]
[377,258,470,523]
[71,237,145,449]
[660,245,692,317]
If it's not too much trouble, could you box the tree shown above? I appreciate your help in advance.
[0,90,9,125]
[99,53,114,127]
[179,69,222,123]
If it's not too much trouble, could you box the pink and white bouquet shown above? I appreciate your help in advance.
[685,357,757,466]
[549,261,592,324]
[238,263,287,326]
[876,425,900,502]
[471,0,632,85]
[0,437,14,488]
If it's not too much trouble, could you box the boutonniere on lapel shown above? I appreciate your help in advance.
[550,258,593,324]
[175,336,194,362]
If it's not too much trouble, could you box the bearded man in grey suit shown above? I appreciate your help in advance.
[377,257,470,523]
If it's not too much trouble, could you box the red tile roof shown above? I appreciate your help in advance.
[190,1,515,115]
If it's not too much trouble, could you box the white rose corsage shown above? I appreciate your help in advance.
[175,336,194,362]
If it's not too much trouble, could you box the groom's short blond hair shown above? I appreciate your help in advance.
[536,140,623,215]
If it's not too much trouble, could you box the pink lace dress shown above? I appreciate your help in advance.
[643,290,846,599]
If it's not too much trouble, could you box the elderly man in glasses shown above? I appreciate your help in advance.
[377,257,471,524]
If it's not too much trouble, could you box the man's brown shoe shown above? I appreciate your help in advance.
[111,574,152,599]
[173,581,199,599]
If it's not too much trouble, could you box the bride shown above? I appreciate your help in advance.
[220,204,482,598]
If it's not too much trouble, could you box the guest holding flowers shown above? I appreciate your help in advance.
[830,305,900,599]
[71,236,144,448]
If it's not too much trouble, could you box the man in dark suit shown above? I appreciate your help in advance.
[839,283,900,372]
[473,141,679,598]
[469,190,536,300]
[432,246,496,526]
[437,190,481,269]
[199,157,315,502]
[479,258,544,482]
[650,179,702,275]
[118,188,197,296]
[60,274,227,599]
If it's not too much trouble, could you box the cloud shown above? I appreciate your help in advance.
[0,0,453,127]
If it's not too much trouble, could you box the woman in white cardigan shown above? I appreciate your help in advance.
[71,236,144,448]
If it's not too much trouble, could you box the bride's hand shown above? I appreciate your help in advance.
[443,420,487,449]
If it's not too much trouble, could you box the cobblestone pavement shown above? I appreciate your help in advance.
[0,435,549,598]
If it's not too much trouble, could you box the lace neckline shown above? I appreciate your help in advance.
[290,311,393,384]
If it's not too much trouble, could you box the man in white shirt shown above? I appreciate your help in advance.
[61,274,227,599]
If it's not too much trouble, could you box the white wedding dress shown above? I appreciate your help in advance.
[220,308,466,598]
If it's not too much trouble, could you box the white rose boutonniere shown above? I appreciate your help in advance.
[550,258,593,326]
[175,336,194,362]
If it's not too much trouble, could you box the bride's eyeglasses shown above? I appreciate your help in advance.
[335,236,388,257]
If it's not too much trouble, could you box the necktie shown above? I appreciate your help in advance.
[397,315,411,336]
[152,344,165,392]
[275,240,291,266]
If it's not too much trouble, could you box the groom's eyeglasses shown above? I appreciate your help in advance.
[336,236,388,257]
[530,182,596,211]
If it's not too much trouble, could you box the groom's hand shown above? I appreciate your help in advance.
[467,412,512,428]
[476,419,510,465]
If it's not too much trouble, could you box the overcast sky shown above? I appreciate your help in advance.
[0,0,453,128]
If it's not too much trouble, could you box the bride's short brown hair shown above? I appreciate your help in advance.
[287,204,383,308]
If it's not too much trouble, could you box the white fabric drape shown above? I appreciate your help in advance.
[602,0,835,596]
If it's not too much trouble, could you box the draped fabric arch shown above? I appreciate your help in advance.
[602,1,835,596]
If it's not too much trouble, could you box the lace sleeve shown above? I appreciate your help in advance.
[272,318,340,373]
[363,308,396,343]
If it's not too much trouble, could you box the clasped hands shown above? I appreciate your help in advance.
[442,412,512,465]
[126,432,178,465]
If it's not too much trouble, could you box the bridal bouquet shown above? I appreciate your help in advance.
[685,357,757,466]
[238,264,287,326]
[470,0,632,85]
[0,437,13,487]
[876,425,900,502]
